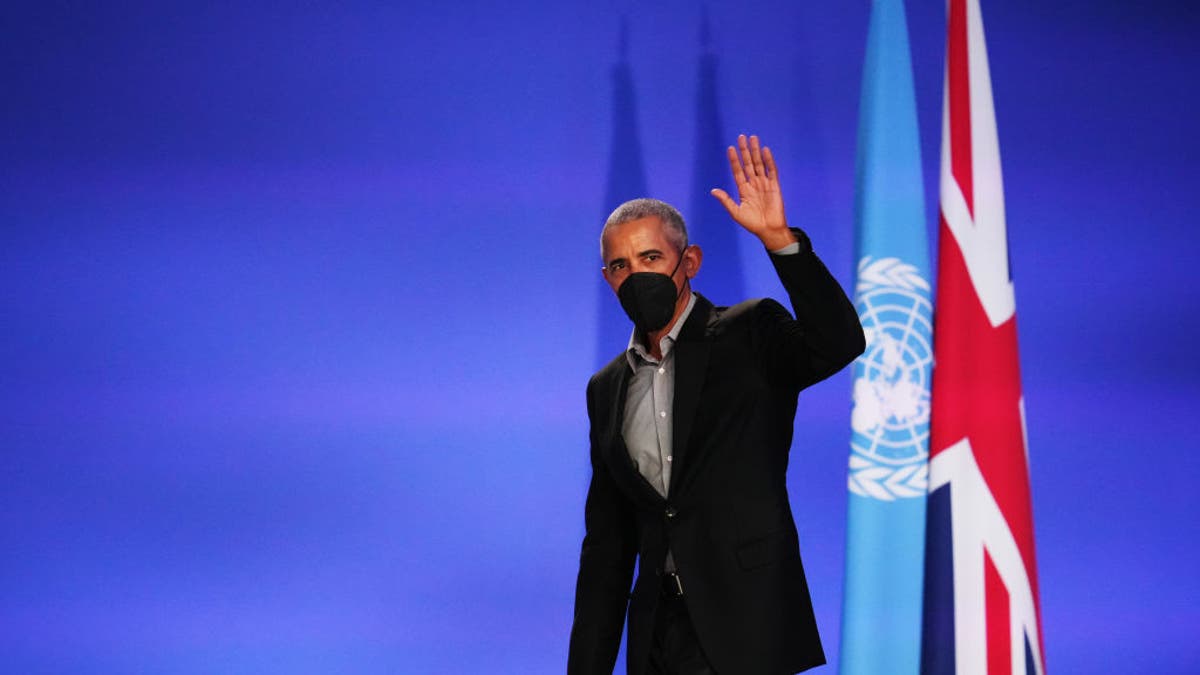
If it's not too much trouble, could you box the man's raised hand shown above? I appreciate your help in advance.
[710,134,798,251]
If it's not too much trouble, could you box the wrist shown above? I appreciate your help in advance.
[758,228,797,251]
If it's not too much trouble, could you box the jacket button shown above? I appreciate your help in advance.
[665,506,678,519]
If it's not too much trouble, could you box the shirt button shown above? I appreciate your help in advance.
[666,455,673,462]
[659,411,666,418]
[658,368,665,375]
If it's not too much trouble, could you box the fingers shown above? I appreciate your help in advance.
[738,135,755,181]
[726,145,746,186]
[762,146,779,181]
[710,188,737,216]
[749,135,766,178]
[726,133,776,191]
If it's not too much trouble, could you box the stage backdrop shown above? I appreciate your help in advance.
[2,2,1197,673]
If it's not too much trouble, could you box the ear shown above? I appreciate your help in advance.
[683,244,703,279]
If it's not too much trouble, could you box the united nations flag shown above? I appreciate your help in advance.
[839,2,931,675]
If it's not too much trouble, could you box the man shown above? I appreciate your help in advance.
[568,135,865,675]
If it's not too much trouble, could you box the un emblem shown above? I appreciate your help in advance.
[849,256,932,501]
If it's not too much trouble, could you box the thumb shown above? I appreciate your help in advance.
[710,188,737,215]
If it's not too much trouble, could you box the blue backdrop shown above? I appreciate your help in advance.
[2,2,1197,673]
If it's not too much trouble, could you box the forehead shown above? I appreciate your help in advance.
[601,216,673,259]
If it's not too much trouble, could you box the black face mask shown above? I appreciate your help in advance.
[616,250,687,333]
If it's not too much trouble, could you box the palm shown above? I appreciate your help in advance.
[728,166,784,235]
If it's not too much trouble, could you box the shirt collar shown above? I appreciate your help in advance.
[625,292,697,370]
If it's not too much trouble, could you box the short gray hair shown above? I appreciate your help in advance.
[600,198,689,258]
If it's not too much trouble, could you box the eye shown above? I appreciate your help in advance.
[608,261,626,271]
[646,254,661,262]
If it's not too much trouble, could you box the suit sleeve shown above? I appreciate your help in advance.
[756,227,865,389]
[567,379,638,675]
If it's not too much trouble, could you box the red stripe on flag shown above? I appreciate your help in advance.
[985,549,1011,675]
[947,0,974,217]
[931,215,1040,602]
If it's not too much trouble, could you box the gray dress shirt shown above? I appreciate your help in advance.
[622,293,698,499]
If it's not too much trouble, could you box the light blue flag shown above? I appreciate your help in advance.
[839,1,930,674]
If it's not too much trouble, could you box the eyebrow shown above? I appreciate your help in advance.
[607,248,665,268]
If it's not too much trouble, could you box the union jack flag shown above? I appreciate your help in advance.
[921,1,1046,673]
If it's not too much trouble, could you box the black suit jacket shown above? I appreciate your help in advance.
[568,240,865,675]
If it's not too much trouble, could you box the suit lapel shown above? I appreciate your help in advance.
[669,296,713,498]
